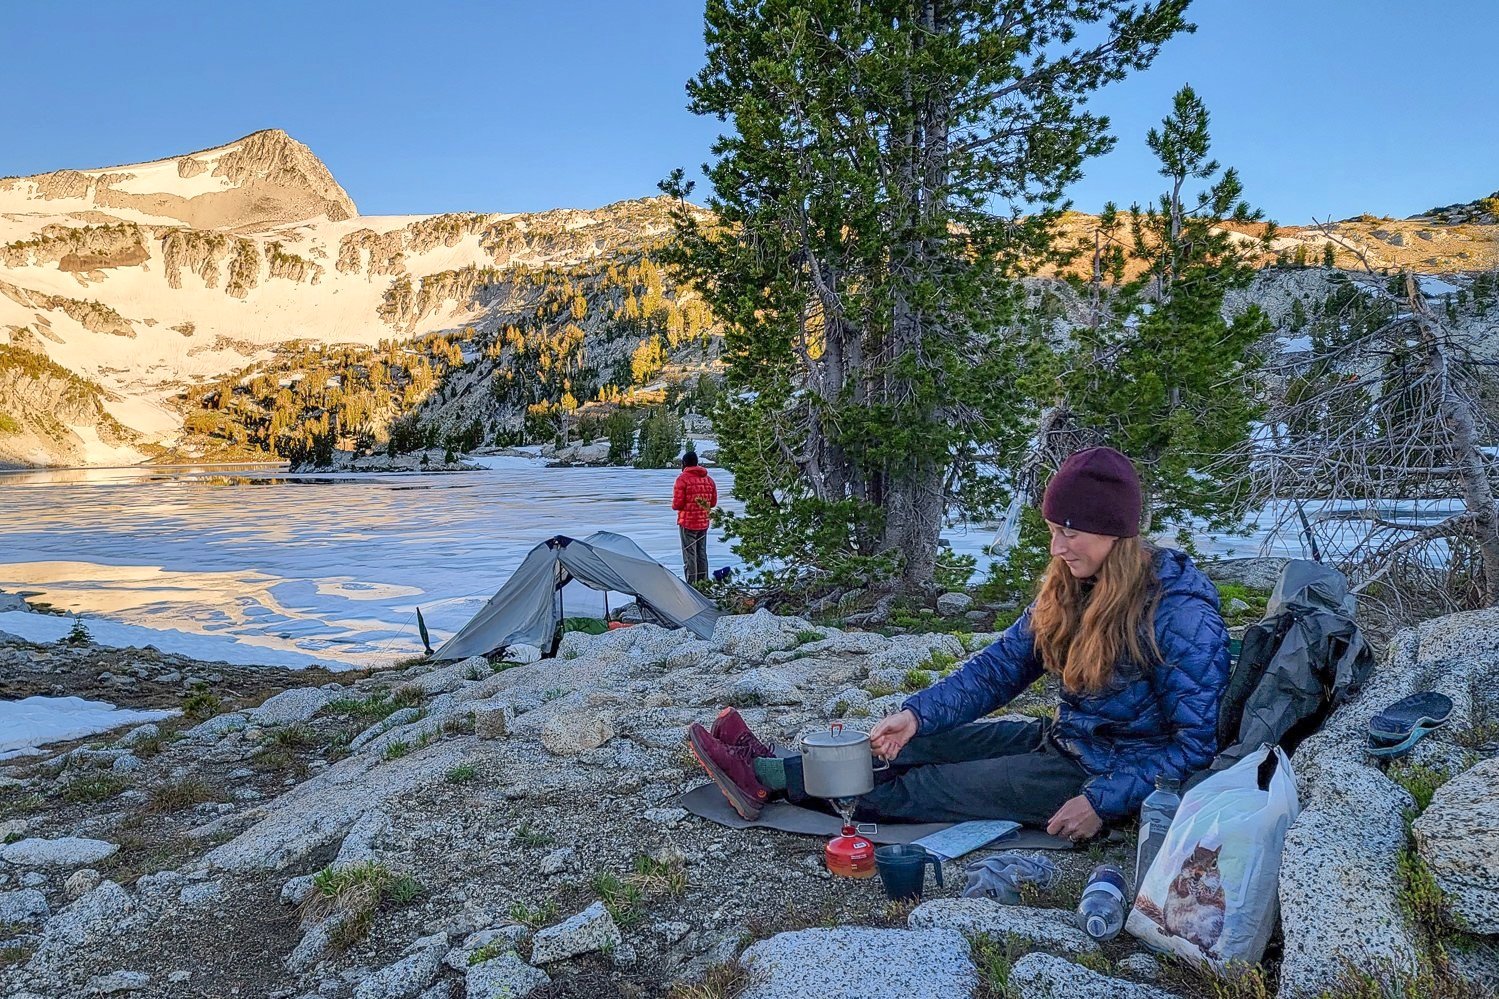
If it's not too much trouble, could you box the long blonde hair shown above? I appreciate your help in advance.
[1031,536,1161,694]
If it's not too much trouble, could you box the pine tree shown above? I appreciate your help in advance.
[1052,85,1271,533]
[661,0,1191,588]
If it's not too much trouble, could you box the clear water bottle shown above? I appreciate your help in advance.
[1134,775,1182,887]
[1077,864,1127,941]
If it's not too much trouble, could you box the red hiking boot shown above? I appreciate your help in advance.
[687,722,769,821]
[710,707,774,758]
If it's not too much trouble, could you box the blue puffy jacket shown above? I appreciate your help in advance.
[903,548,1230,821]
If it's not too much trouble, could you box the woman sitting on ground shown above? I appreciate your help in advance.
[687,447,1232,842]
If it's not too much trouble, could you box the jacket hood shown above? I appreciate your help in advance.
[683,465,710,477]
[1152,546,1218,607]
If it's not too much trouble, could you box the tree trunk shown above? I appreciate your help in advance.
[882,0,948,589]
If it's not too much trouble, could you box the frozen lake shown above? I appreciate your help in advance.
[0,459,753,669]
[0,458,1442,670]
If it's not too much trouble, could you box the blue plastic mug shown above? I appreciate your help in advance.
[874,844,944,902]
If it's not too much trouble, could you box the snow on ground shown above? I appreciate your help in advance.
[1419,276,1461,297]
[0,611,336,670]
[0,696,179,760]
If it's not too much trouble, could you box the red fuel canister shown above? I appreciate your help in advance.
[825,824,877,878]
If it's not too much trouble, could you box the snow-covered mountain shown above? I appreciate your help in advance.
[0,130,685,467]
[1,129,1492,468]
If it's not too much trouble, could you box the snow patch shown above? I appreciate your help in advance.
[0,695,178,759]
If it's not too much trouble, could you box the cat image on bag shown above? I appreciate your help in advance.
[1162,844,1226,955]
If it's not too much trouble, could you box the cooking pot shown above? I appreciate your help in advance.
[799,722,889,799]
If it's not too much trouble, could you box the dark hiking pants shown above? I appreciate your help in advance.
[787,718,1087,827]
[680,527,708,583]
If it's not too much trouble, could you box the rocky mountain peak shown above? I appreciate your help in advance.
[0,128,357,230]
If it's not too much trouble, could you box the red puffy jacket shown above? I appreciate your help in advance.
[672,465,717,530]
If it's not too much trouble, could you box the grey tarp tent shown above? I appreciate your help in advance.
[431,532,720,661]
[1208,559,1374,772]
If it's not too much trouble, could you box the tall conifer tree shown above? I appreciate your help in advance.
[663,0,1192,588]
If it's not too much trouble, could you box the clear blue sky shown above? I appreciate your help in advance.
[3,1,1495,223]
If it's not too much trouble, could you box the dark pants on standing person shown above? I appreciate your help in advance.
[680,526,709,583]
[787,718,1087,827]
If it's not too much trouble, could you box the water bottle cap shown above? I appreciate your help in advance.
[1086,914,1107,938]
[1155,775,1180,792]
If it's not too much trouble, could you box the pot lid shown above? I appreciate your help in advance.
[802,726,870,748]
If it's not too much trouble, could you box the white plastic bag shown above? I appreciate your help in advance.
[1125,746,1300,967]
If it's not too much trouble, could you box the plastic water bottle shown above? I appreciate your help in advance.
[1134,776,1182,887]
[1076,865,1127,941]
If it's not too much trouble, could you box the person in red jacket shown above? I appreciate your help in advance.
[672,450,717,583]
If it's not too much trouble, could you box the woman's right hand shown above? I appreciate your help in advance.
[869,709,918,759]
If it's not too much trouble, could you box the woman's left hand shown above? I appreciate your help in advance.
[1046,795,1103,842]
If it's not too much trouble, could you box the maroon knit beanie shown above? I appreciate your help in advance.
[1041,447,1142,538]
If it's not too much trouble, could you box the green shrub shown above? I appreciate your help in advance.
[1390,761,1451,813]
[60,774,128,803]
[301,862,423,947]
[147,777,225,813]
[181,687,222,719]
[507,898,559,928]
[594,871,645,927]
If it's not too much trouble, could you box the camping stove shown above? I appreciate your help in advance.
[824,797,877,879]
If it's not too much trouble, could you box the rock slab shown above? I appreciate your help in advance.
[738,927,975,999]
[0,888,50,924]
[352,932,445,999]
[2,837,119,868]
[529,902,621,965]
[908,898,1100,955]
[465,951,550,998]
[250,688,335,726]
[1277,761,1420,998]
[1414,756,1499,934]
[1008,953,1183,999]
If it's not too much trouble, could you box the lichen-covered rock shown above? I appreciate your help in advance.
[203,742,468,873]
[726,669,803,707]
[250,687,335,726]
[1008,953,1183,999]
[349,707,423,751]
[182,713,248,742]
[1277,761,1420,999]
[1413,756,1499,933]
[538,706,616,756]
[528,902,621,964]
[822,688,871,718]
[738,927,974,999]
[937,592,974,616]
[2,837,118,868]
[0,888,49,924]
[352,933,446,999]
[85,970,151,993]
[26,881,135,973]
[712,610,809,660]
[908,898,1099,956]
[464,951,550,998]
